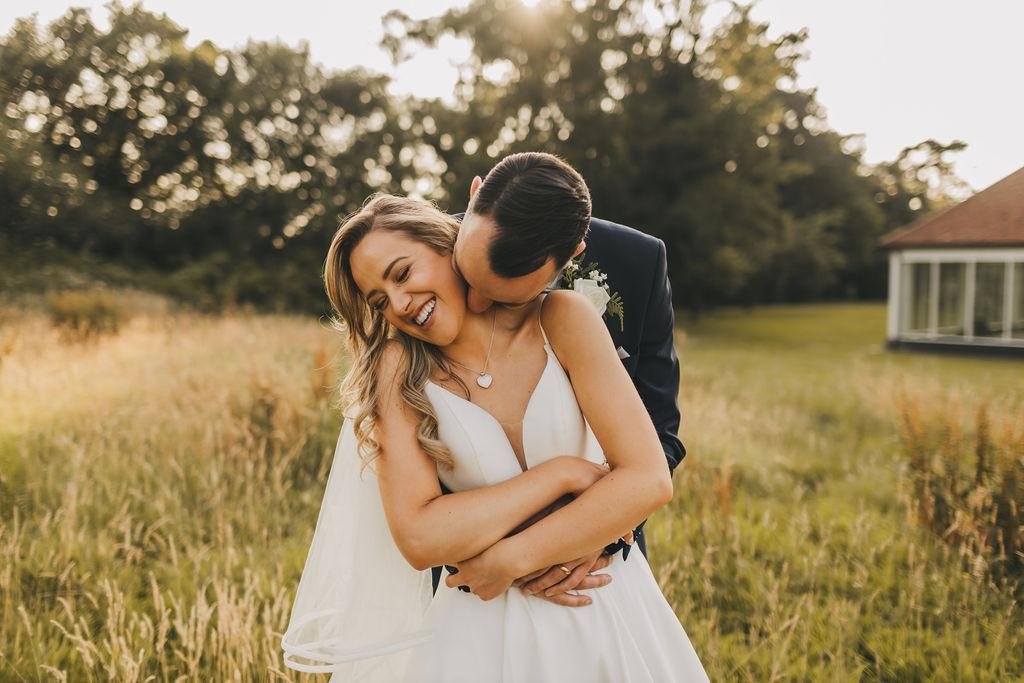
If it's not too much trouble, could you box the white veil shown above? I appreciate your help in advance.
[282,412,433,678]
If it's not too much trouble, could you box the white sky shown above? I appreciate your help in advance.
[3,0,1022,190]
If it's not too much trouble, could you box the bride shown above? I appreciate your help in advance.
[282,194,707,681]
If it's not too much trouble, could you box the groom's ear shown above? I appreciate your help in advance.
[469,176,483,201]
[571,240,586,258]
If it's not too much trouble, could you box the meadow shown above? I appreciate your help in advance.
[0,300,1021,680]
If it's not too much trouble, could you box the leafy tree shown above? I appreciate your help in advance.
[0,3,434,311]
[382,0,944,313]
[0,1,970,313]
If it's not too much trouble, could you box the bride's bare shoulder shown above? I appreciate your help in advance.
[541,288,603,323]
[539,290,612,352]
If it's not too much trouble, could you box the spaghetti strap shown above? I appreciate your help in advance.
[537,293,551,348]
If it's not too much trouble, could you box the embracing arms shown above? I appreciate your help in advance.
[448,291,673,598]
[505,236,684,600]
[373,343,606,571]
[512,290,674,562]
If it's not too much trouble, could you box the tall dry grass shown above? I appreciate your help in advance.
[649,303,1024,680]
[1,301,1022,680]
[897,394,1023,590]
[1,306,343,680]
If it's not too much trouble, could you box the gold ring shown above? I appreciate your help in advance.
[558,565,571,575]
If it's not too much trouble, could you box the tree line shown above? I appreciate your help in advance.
[0,1,969,315]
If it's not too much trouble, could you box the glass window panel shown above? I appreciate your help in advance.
[973,263,1005,337]
[903,262,931,333]
[937,262,965,336]
[1014,263,1024,339]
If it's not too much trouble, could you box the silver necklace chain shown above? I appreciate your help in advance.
[444,309,497,389]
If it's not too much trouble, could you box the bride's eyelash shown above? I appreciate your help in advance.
[370,266,411,312]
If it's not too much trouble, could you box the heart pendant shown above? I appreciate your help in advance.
[476,373,493,389]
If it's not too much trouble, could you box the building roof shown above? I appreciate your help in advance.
[878,166,1024,249]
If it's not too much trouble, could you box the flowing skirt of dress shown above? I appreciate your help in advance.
[403,548,708,683]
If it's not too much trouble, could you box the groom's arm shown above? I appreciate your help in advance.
[637,237,685,474]
[610,237,684,559]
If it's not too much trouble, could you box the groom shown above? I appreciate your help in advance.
[443,152,685,606]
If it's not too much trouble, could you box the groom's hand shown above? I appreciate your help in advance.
[515,529,634,606]
[516,550,611,607]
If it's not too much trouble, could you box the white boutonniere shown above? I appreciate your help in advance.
[561,257,625,332]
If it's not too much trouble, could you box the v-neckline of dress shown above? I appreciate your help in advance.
[426,344,555,473]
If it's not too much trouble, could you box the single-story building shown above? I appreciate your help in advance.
[878,166,1024,355]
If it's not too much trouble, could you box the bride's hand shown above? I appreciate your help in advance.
[561,456,610,496]
[444,545,520,601]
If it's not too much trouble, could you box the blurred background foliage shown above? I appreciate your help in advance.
[0,0,970,314]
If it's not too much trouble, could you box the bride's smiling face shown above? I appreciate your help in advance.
[350,229,467,346]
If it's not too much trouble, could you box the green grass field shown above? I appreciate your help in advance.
[1,301,1021,680]
[659,303,1023,680]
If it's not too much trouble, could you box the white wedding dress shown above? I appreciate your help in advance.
[401,323,708,682]
[282,318,707,682]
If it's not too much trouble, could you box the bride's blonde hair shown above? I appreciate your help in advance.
[324,193,465,469]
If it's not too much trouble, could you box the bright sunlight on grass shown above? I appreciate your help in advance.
[1,301,1021,679]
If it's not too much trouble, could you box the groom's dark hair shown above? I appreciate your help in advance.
[468,152,591,278]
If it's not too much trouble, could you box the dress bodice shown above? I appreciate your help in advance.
[425,337,605,493]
